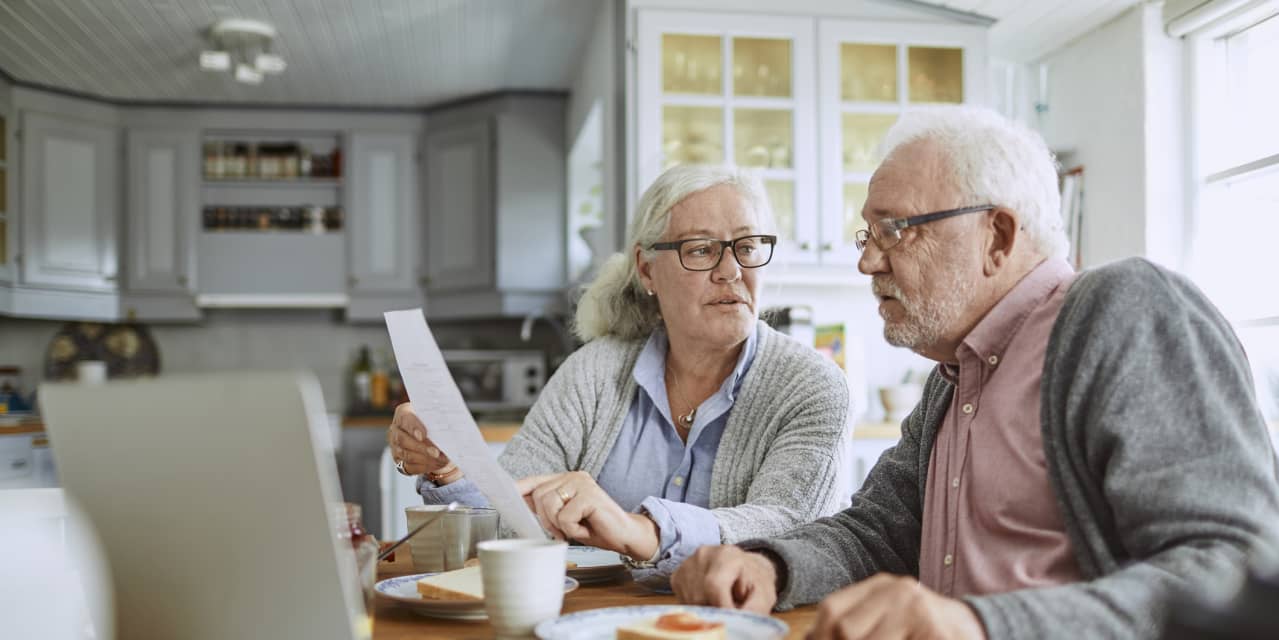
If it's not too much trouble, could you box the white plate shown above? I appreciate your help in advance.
[534,605,788,640]
[567,546,626,585]
[376,572,579,621]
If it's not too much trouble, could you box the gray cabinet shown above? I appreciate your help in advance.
[345,132,423,321]
[20,110,119,293]
[122,128,200,320]
[423,95,566,319]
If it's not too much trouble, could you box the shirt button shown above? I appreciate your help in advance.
[961,403,974,414]
[987,355,999,366]
[944,553,954,566]
[951,477,960,488]
[672,476,684,487]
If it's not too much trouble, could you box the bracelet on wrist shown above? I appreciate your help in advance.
[425,462,460,483]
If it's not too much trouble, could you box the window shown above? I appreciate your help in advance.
[1188,6,1279,431]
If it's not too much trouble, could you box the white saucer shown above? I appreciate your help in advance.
[376,572,579,621]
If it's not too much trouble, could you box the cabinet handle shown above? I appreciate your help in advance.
[104,274,117,282]
[177,275,188,286]
[419,276,432,287]
[799,242,811,251]
[820,242,833,251]
[10,459,27,470]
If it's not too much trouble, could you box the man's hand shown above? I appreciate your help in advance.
[671,545,778,615]
[515,471,660,559]
[807,573,986,640]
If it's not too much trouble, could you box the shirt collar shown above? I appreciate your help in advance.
[632,323,759,409]
[960,257,1076,367]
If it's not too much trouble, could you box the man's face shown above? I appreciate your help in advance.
[857,141,985,358]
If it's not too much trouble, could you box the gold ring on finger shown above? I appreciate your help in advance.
[556,487,572,503]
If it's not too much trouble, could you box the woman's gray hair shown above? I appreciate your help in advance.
[573,164,773,342]
[880,106,1069,260]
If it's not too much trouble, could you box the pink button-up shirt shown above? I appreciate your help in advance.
[918,257,1082,597]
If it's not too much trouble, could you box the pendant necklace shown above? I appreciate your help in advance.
[668,367,697,428]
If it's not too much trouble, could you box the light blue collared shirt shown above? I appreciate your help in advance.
[419,327,758,582]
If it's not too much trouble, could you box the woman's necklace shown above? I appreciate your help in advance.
[668,367,697,428]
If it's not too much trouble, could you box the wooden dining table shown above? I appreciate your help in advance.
[372,550,818,639]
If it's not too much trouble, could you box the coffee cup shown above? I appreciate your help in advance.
[478,539,567,638]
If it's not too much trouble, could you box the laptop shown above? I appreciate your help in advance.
[40,371,361,640]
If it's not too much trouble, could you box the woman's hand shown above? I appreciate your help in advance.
[386,402,458,481]
[516,471,660,559]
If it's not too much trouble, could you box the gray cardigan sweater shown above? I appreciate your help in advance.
[743,258,1279,638]
[498,320,852,542]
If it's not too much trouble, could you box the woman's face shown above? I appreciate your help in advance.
[636,184,766,351]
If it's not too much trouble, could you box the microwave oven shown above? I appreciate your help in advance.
[440,350,546,412]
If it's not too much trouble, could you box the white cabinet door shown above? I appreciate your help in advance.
[20,111,119,291]
[424,120,494,291]
[817,20,988,269]
[636,11,819,266]
[126,128,197,293]
[347,132,417,293]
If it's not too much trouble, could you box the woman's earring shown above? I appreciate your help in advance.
[646,290,654,296]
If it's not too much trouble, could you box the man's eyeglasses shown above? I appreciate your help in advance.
[649,234,778,271]
[854,204,995,253]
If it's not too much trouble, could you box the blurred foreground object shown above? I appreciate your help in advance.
[0,488,114,640]
[1162,544,1279,639]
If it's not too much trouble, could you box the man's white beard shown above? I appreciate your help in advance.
[874,272,974,352]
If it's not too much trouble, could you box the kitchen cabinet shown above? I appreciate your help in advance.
[634,9,987,276]
[122,128,200,320]
[423,95,566,319]
[0,76,13,285]
[345,132,423,321]
[20,110,120,293]
[636,11,819,265]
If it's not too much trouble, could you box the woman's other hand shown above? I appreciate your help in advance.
[516,471,660,559]
[386,402,456,480]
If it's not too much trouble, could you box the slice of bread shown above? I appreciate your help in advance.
[616,611,727,640]
[415,565,483,601]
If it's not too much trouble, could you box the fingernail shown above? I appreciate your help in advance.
[414,430,424,441]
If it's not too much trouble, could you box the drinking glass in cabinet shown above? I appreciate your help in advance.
[841,43,898,102]
[734,109,792,169]
[764,180,796,244]
[842,113,897,173]
[662,106,722,168]
[908,46,964,103]
[733,37,792,97]
[662,34,722,95]
[843,182,870,246]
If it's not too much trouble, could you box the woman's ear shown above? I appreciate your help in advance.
[635,245,655,293]
[984,208,1019,275]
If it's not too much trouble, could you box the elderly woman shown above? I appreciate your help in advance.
[387,164,850,579]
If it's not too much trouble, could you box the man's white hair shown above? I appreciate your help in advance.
[880,106,1069,260]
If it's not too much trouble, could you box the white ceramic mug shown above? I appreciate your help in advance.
[478,539,567,638]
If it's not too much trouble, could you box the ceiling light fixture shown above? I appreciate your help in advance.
[200,18,286,84]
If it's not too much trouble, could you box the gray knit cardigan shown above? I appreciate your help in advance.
[742,258,1279,638]
[497,320,852,542]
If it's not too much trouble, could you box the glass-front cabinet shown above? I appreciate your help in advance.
[636,10,986,273]
[637,12,819,264]
[818,21,986,267]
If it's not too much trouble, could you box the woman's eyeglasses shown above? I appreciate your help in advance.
[649,234,778,271]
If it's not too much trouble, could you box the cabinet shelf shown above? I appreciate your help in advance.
[202,178,342,188]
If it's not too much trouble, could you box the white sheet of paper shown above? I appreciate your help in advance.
[384,309,545,539]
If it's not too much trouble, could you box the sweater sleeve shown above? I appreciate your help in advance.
[709,350,853,546]
[966,259,1279,639]
[495,345,596,480]
[737,372,949,610]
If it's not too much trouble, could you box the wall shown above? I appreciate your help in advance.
[1032,3,1188,270]
[0,313,568,414]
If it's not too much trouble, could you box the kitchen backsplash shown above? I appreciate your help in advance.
[0,311,571,413]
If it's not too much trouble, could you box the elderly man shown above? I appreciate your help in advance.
[671,106,1279,639]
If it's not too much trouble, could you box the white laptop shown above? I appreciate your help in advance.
[40,371,361,640]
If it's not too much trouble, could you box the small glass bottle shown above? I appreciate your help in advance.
[335,503,378,638]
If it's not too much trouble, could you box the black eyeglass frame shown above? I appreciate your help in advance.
[855,204,996,252]
[648,234,779,272]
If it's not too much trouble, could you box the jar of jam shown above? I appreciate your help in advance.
[334,502,378,638]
